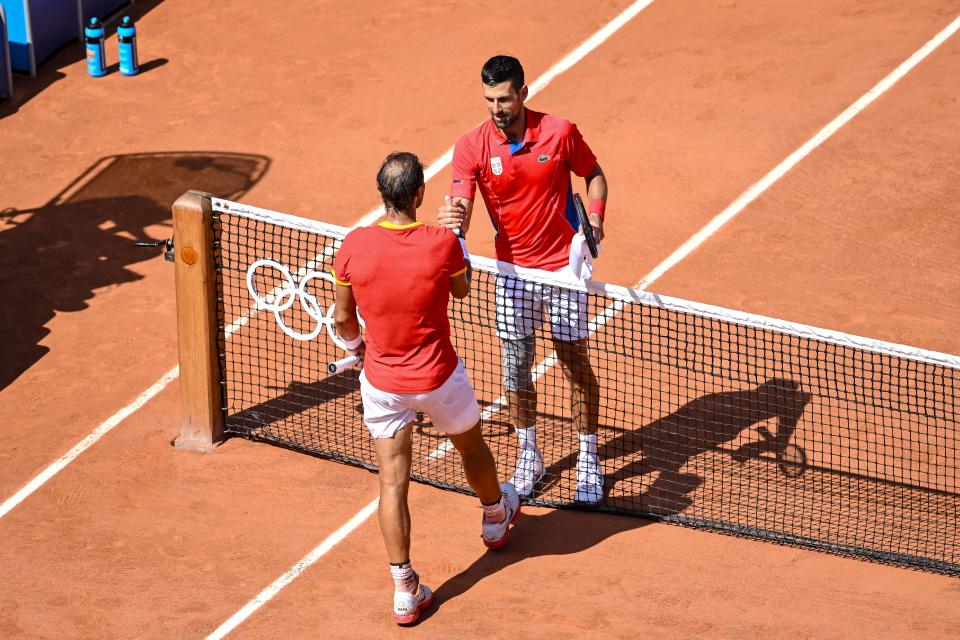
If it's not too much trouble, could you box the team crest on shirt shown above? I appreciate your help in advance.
[490,156,503,176]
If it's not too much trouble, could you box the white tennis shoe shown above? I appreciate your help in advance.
[482,482,521,550]
[510,446,545,497]
[575,454,604,504]
[393,580,433,625]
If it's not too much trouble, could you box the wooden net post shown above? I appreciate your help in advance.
[172,190,224,451]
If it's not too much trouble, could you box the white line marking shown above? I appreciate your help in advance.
[0,366,180,520]
[204,497,379,640]
[636,13,960,290]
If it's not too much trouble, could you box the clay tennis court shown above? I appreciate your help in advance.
[2,0,959,637]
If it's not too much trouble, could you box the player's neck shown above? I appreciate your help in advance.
[384,209,417,226]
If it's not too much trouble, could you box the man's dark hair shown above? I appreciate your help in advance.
[376,152,424,213]
[481,55,524,92]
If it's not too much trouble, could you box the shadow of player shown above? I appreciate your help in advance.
[423,499,658,621]
[601,377,813,513]
[0,151,270,390]
[223,371,385,470]
[422,378,811,613]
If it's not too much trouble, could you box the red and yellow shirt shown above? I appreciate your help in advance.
[450,108,598,270]
[332,221,468,394]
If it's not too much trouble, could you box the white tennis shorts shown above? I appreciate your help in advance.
[495,274,589,341]
[359,358,481,439]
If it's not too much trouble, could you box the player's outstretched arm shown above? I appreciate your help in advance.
[438,196,474,235]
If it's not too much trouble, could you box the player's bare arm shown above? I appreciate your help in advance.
[584,163,608,245]
[450,270,471,299]
[333,283,363,355]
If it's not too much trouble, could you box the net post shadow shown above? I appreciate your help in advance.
[172,190,223,452]
[0,151,270,392]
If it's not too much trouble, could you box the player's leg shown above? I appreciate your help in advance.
[418,358,520,549]
[360,372,432,625]
[448,423,521,549]
[548,284,603,504]
[447,422,500,502]
[552,337,600,437]
[495,275,545,497]
[372,425,414,564]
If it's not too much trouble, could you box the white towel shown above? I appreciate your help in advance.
[568,232,599,281]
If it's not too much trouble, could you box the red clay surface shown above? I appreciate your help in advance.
[1,0,959,638]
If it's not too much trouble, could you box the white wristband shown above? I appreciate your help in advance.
[340,333,363,351]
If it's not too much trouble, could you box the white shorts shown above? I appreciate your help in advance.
[495,274,589,341]
[359,358,481,439]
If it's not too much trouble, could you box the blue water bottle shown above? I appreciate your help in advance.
[85,18,106,77]
[118,16,139,76]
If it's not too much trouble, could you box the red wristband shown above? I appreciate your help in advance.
[588,199,606,221]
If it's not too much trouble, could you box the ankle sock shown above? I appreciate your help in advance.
[482,494,506,524]
[389,561,418,594]
[516,426,537,450]
[578,433,598,465]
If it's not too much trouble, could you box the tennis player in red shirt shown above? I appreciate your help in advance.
[438,55,609,504]
[334,152,520,626]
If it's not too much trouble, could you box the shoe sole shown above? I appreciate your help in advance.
[393,592,434,626]
[482,502,522,550]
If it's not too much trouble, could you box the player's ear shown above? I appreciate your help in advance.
[519,85,528,102]
[415,184,425,208]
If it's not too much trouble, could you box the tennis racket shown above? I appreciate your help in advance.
[573,193,598,259]
[327,354,361,374]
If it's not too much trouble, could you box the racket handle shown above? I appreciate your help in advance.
[327,354,361,374]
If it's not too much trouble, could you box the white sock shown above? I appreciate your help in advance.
[578,433,598,464]
[482,494,506,524]
[390,562,418,594]
[516,426,537,451]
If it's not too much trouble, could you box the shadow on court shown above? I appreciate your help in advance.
[424,505,656,620]
[0,0,169,120]
[424,379,812,613]
[0,151,270,391]
[520,378,811,511]
[601,378,812,512]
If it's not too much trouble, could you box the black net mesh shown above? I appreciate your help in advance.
[211,201,959,576]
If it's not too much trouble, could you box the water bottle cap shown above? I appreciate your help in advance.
[122,16,131,25]
[90,17,99,26]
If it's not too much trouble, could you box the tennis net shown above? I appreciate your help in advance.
[208,196,959,575]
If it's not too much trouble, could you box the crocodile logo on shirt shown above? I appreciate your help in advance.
[538,154,551,163]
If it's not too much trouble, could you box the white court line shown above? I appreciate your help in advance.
[204,497,380,640]
[637,13,960,290]
[0,366,180,520]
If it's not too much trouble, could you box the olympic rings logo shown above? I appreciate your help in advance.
[245,259,363,343]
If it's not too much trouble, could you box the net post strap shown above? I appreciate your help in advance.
[173,190,225,451]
